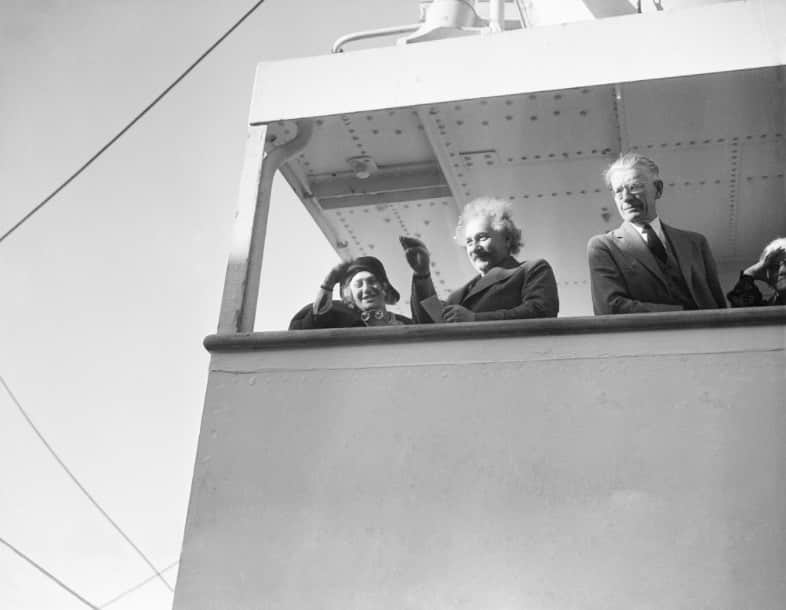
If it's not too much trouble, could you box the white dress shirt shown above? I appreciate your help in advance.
[631,217,673,259]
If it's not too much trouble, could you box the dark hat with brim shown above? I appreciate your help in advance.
[341,256,400,305]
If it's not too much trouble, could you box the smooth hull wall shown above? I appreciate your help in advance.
[175,311,786,610]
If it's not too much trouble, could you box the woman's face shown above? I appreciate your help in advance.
[769,258,786,293]
[346,270,386,311]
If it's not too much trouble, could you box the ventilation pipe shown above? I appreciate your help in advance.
[333,0,482,53]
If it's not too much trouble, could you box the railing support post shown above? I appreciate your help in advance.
[218,120,313,333]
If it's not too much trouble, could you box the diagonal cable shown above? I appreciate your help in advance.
[0,0,267,246]
[100,560,179,608]
[0,534,100,609]
[0,375,173,591]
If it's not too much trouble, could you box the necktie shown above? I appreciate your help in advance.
[642,223,667,263]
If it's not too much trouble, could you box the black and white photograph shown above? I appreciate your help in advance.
[2,1,785,608]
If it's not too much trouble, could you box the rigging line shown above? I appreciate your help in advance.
[0,375,173,592]
[0,0,267,246]
[100,560,179,608]
[512,0,528,27]
[0,534,100,610]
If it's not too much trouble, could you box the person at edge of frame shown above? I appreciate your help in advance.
[726,237,786,307]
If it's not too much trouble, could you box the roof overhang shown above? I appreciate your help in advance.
[249,0,785,123]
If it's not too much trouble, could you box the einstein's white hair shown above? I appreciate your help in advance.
[455,197,523,255]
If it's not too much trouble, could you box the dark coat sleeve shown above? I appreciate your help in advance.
[587,235,683,315]
[409,275,439,324]
[288,301,361,329]
[290,302,412,329]
[699,234,727,308]
[726,272,765,308]
[471,259,559,321]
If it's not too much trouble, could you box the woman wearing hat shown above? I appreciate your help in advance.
[289,256,411,329]
[727,237,786,307]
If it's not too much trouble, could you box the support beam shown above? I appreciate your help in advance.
[217,121,313,334]
[277,163,345,253]
[310,162,448,207]
[488,0,505,32]
[417,108,471,214]
[776,66,786,233]
[513,0,531,27]
[218,124,267,334]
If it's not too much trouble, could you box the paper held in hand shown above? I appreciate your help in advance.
[420,295,445,322]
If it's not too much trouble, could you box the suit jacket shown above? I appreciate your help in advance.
[587,221,726,315]
[411,257,559,323]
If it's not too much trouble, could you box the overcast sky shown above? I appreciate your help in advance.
[0,2,420,608]
[0,1,606,608]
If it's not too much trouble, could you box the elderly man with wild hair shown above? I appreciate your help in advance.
[587,152,726,315]
[400,197,559,323]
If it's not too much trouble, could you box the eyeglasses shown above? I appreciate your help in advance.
[613,183,647,196]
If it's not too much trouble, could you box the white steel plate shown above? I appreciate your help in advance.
[323,197,470,311]
[621,69,783,146]
[271,66,784,317]
[250,1,786,124]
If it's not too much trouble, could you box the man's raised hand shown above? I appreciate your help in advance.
[399,236,431,275]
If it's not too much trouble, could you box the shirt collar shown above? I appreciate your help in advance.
[631,216,665,242]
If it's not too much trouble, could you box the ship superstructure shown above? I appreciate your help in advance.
[175,2,786,608]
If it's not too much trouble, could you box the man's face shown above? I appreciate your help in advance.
[609,166,662,225]
[464,216,510,275]
[346,270,386,312]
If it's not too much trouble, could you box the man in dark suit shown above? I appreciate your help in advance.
[400,197,559,323]
[587,153,726,315]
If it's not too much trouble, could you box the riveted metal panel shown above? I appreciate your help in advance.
[323,197,470,308]
[621,69,782,145]
[736,167,786,262]
[424,88,619,169]
[266,111,435,178]
[264,66,784,318]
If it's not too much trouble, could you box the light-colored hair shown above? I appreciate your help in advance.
[604,152,661,188]
[455,197,523,255]
[760,237,786,281]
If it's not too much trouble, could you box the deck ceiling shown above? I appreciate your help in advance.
[268,67,785,316]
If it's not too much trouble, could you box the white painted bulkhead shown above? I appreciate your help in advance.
[175,2,786,607]
[175,313,786,609]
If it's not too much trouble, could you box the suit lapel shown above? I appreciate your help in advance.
[464,258,520,301]
[615,222,668,286]
[662,223,695,290]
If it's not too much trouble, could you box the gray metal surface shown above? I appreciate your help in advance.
[268,67,785,316]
